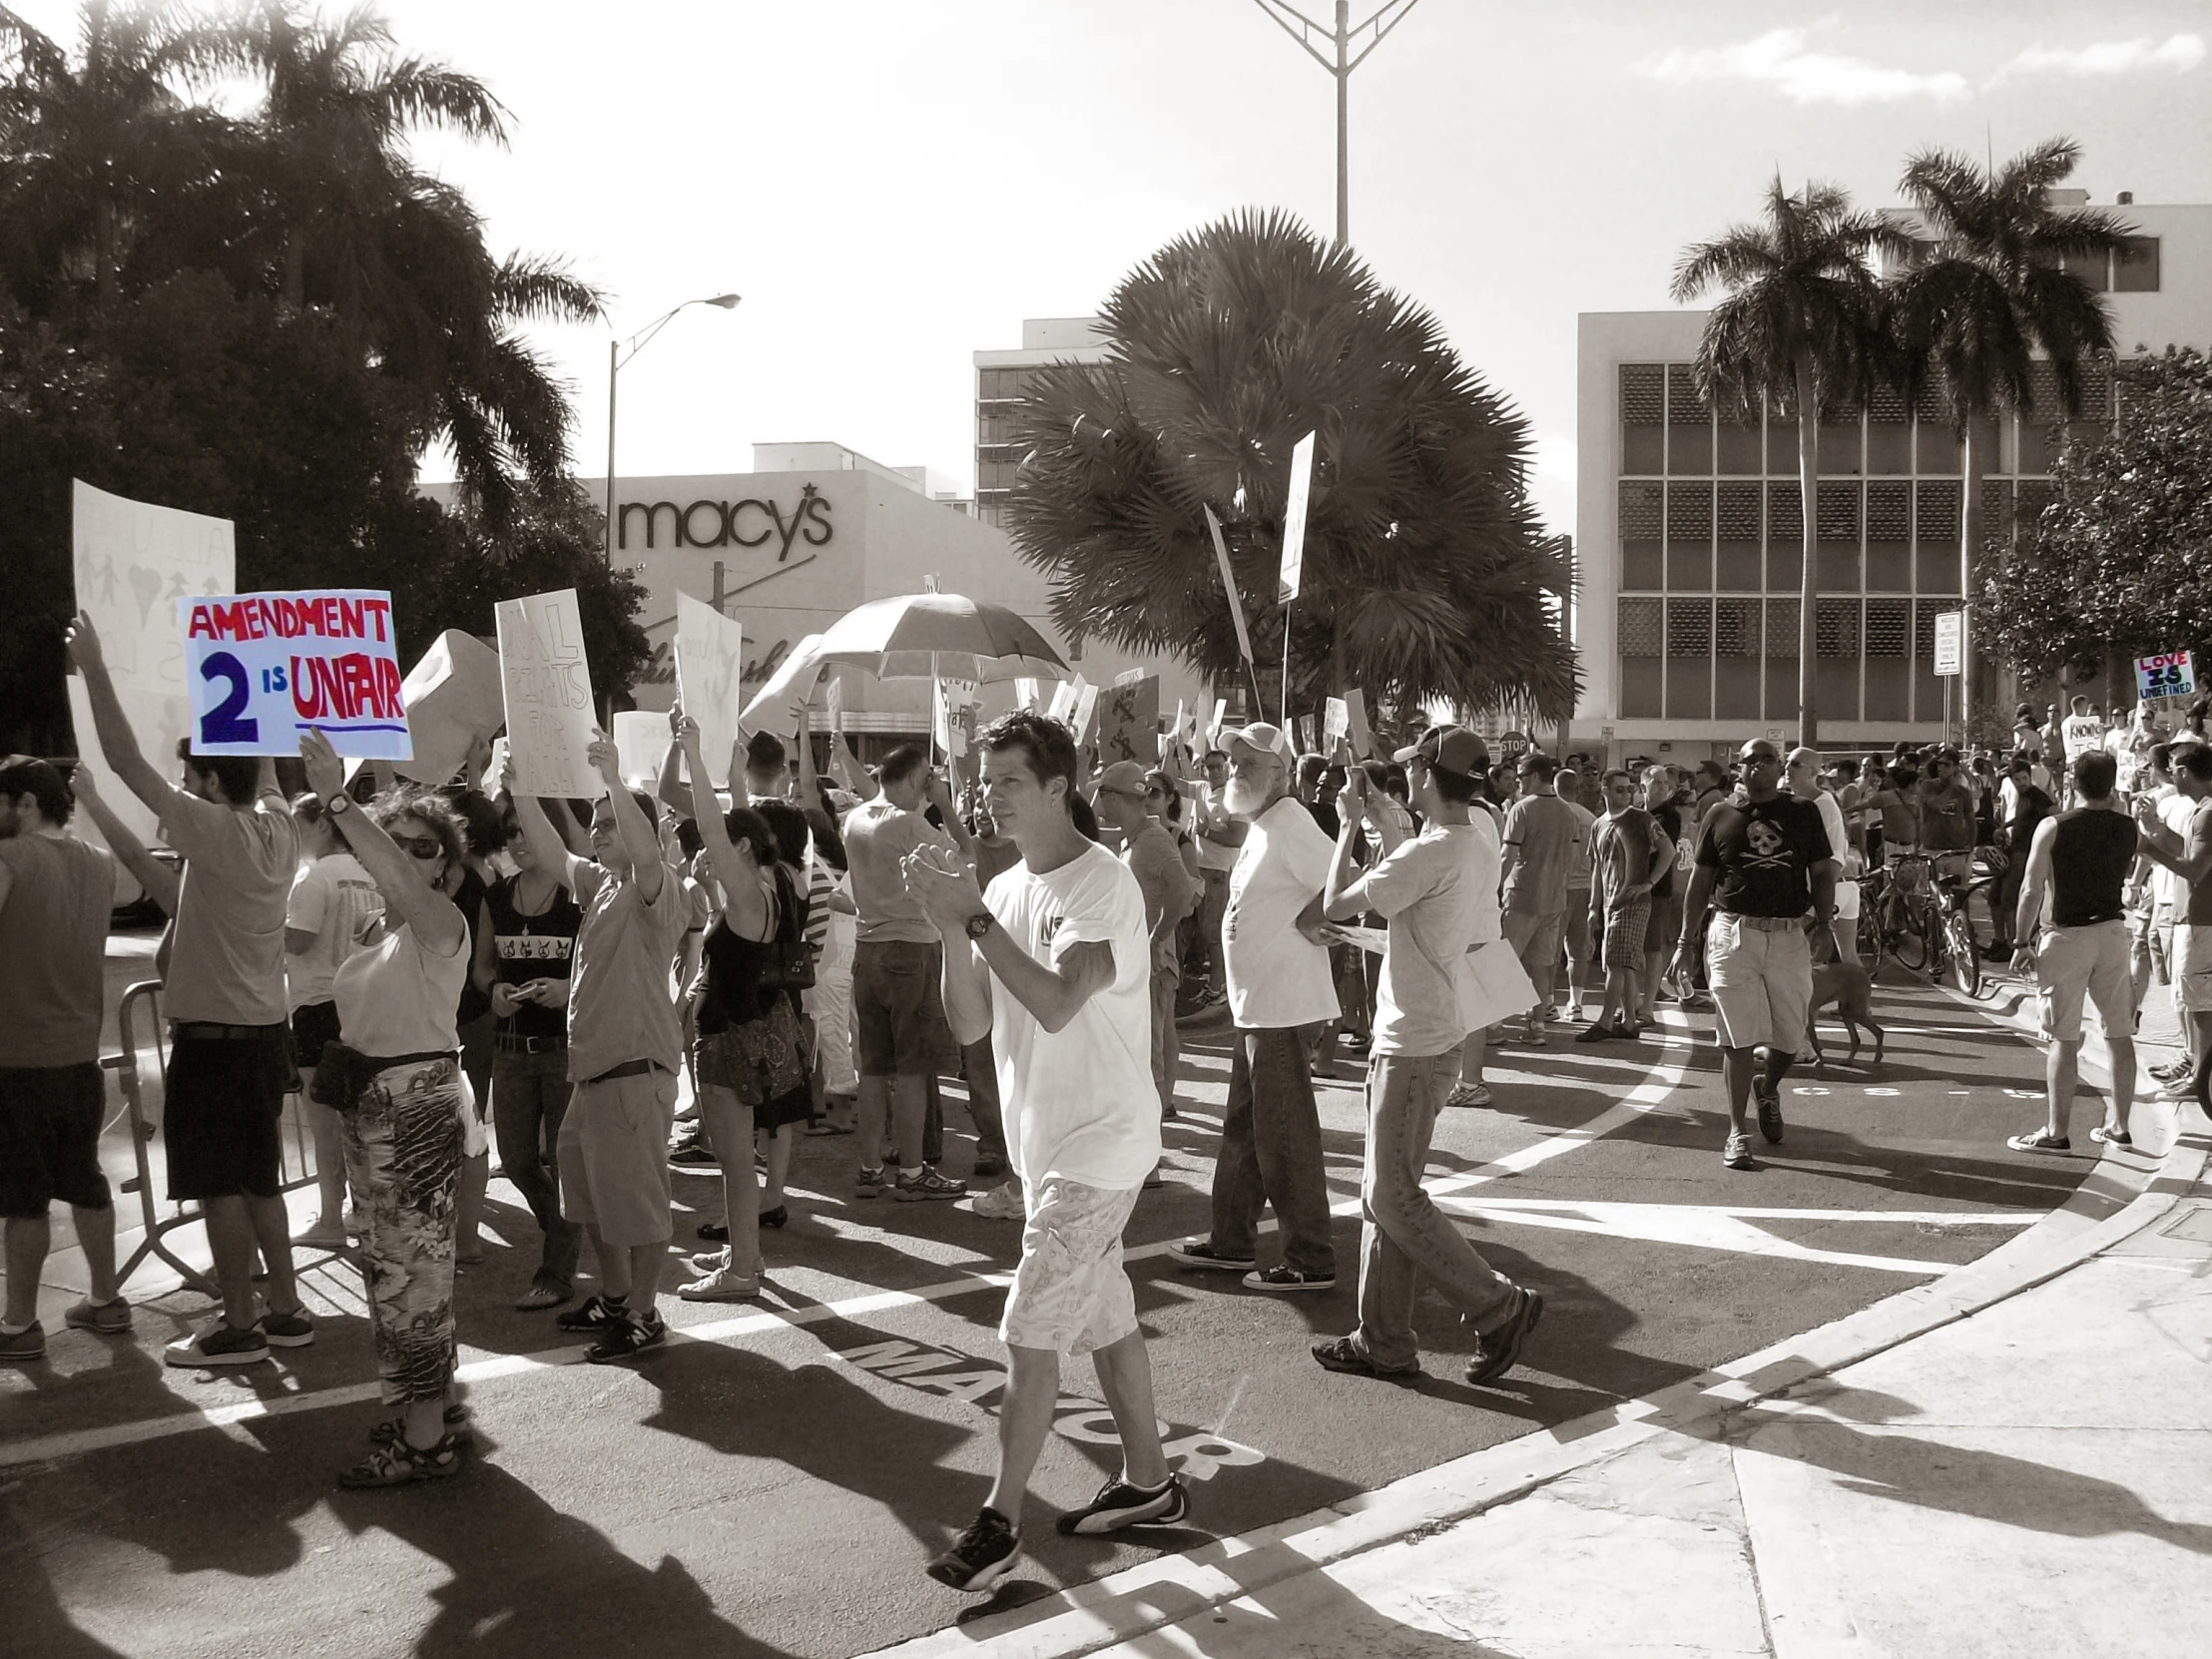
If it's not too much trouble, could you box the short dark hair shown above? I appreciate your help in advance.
[755,798,810,866]
[1069,791,1100,842]
[721,804,778,867]
[674,818,704,859]
[2006,755,2032,777]
[746,730,788,772]
[176,738,260,805]
[442,787,505,856]
[1830,758,1859,782]
[2175,745,2212,784]
[1519,754,1559,785]
[367,787,466,868]
[1602,768,1632,789]
[977,711,1079,808]
[1428,763,1480,806]
[0,756,73,825]
[876,744,930,788]
[2071,749,2118,801]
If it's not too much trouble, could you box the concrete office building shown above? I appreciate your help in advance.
[1572,198,2212,767]
[974,317,1111,530]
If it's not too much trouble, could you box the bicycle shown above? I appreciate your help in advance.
[1871,850,1988,997]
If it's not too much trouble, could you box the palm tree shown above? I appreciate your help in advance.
[1891,138,2131,733]
[1672,177,1906,748]
[1007,209,1575,727]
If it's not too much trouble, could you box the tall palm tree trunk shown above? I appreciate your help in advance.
[1795,356,1820,748]
[1958,421,1981,744]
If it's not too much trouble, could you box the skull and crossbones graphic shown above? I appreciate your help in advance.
[1741,815,1791,869]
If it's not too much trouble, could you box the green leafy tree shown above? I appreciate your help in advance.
[1672,177,1906,747]
[1006,209,1574,725]
[1974,345,2212,682]
[1890,137,2132,731]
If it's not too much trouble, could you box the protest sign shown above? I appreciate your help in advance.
[1344,688,1375,760]
[1046,681,1077,723]
[1097,676,1159,767]
[1015,677,1040,711]
[394,629,503,785]
[611,711,671,790]
[2136,650,2196,707]
[1070,680,1101,745]
[1279,431,1316,603]
[1207,699,1228,749]
[496,588,599,797]
[180,590,408,759]
[826,674,844,736]
[933,674,977,759]
[1203,505,1256,666]
[676,593,745,789]
[1323,697,1350,752]
[70,480,236,851]
[1297,714,1317,755]
[739,631,826,729]
[480,736,509,796]
[1113,666,1146,688]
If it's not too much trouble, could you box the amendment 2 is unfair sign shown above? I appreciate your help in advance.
[181,589,412,761]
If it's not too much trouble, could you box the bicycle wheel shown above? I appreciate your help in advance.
[1890,902,1929,972]
[1945,911,1981,998]
[1856,906,1885,976]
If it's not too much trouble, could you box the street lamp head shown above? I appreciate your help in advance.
[705,293,742,308]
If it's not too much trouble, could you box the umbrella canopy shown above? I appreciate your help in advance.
[816,592,1068,684]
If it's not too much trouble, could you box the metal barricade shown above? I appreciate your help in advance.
[105,979,331,1296]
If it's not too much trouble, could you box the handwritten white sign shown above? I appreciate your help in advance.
[675,592,745,789]
[496,588,599,798]
[396,630,504,786]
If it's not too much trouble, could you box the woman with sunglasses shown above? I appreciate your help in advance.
[300,731,476,1485]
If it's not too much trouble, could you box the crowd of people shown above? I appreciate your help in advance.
[4,606,2208,1586]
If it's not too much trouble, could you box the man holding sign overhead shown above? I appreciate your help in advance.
[68,613,313,1370]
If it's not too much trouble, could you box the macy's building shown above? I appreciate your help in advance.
[588,442,1207,745]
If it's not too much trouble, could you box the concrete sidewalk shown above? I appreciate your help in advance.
[874,1003,2212,1659]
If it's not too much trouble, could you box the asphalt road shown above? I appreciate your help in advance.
[1,965,2096,1659]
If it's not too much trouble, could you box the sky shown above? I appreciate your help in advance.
[16,0,2212,537]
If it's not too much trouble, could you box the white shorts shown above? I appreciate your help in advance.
[1705,914,1814,1053]
[2174,924,2212,1014]
[1832,880,1862,922]
[1000,1178,1141,1358]
[2034,920,2136,1043]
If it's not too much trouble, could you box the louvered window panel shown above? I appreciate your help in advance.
[1766,598,1802,656]
[1715,598,1761,656]
[1817,599,1861,658]
[1865,598,1910,658]
[1982,480,2015,556]
[1666,482,1713,541]
[1618,480,1664,539]
[2014,480,2054,540]
[1618,597,1663,656]
[1866,480,1910,541]
[1620,365,1664,425]
[1668,598,1713,658]
[2025,360,2060,420]
[1716,481,1761,540]
[1914,600,1946,660]
[1666,364,1709,423]
[1767,481,1804,540]
[1916,480,1960,540]
[1915,375,1953,423]
[2076,360,2112,421]
[1817,480,1860,542]
[1868,382,1909,423]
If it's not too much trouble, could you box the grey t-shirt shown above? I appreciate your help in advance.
[1501,794,1586,916]
[162,789,297,1027]
[1364,823,1492,1058]
[843,800,950,946]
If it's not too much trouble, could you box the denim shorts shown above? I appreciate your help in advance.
[851,939,958,1078]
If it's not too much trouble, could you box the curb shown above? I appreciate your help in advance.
[863,989,2211,1659]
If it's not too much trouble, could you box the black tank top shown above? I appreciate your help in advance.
[696,865,806,1033]
[2048,808,2137,927]
[486,873,582,1042]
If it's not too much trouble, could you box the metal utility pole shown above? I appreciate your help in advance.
[1250,0,1425,244]
[602,293,742,566]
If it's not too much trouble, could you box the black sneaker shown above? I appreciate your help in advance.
[1464,1287,1544,1386]
[1055,1472,1190,1535]
[556,1294,622,1333]
[587,1308,668,1364]
[1754,1076,1785,1144]
[1242,1265,1336,1293]
[258,1307,315,1349]
[1311,1334,1420,1383]
[1166,1239,1258,1272]
[668,1144,720,1170]
[926,1505,1021,1591]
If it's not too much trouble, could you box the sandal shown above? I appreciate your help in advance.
[339,1431,466,1486]
[806,1120,855,1137]
[696,1221,730,1242]
[369,1403,472,1445]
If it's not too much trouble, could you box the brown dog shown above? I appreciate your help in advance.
[1806,960,1885,1066]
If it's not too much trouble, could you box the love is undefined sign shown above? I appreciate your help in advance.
[181,590,409,759]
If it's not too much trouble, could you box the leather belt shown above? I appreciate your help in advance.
[583,1058,661,1084]
[1720,912,1805,932]
[496,1033,567,1055]
[172,1021,286,1040]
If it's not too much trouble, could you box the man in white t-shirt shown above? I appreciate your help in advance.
[1311,727,1546,1388]
[905,712,1183,1592]
[1168,723,1340,1293]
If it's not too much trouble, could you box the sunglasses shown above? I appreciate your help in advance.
[393,834,444,861]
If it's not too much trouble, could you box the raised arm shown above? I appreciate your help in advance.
[501,759,589,893]
[929,772,976,861]
[905,845,1112,1036]
[1325,773,1381,921]
[674,716,767,938]
[300,732,465,954]
[70,763,180,917]
[589,735,664,904]
[656,721,697,824]
[63,612,171,815]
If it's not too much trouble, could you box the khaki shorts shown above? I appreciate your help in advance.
[1706,914,1813,1053]
[1000,1177,1141,1358]
[1502,906,1564,971]
[2035,920,2136,1043]
[557,1067,678,1248]
[2173,923,2212,1014]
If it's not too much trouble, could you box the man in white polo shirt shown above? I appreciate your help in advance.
[1170,723,1339,1293]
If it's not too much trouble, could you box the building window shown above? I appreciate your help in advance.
[2115,236,2160,292]
[1816,479,1860,543]
[1620,364,1664,423]
[1766,479,1803,542]
[1619,479,1663,542]
[1667,597,1712,658]
[2059,250,2109,292]
[1618,597,1663,657]
[1666,480,1713,543]
[1765,598,1801,656]
[1619,595,1662,718]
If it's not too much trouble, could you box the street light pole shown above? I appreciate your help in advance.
[602,293,742,566]
[1250,0,1425,245]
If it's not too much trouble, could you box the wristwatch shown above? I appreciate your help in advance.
[964,911,995,941]
[324,793,353,815]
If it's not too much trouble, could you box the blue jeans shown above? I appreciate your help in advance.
[1355,1051,1516,1369]
[490,1047,582,1293]
[1208,1027,1336,1276]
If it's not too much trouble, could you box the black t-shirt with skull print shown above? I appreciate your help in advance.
[1695,795,1829,918]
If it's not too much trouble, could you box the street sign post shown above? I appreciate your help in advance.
[1934,611,1964,748]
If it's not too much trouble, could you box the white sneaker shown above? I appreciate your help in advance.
[969,1180,1025,1220]
[678,1264,761,1301]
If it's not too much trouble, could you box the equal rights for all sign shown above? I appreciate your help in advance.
[181,590,411,760]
